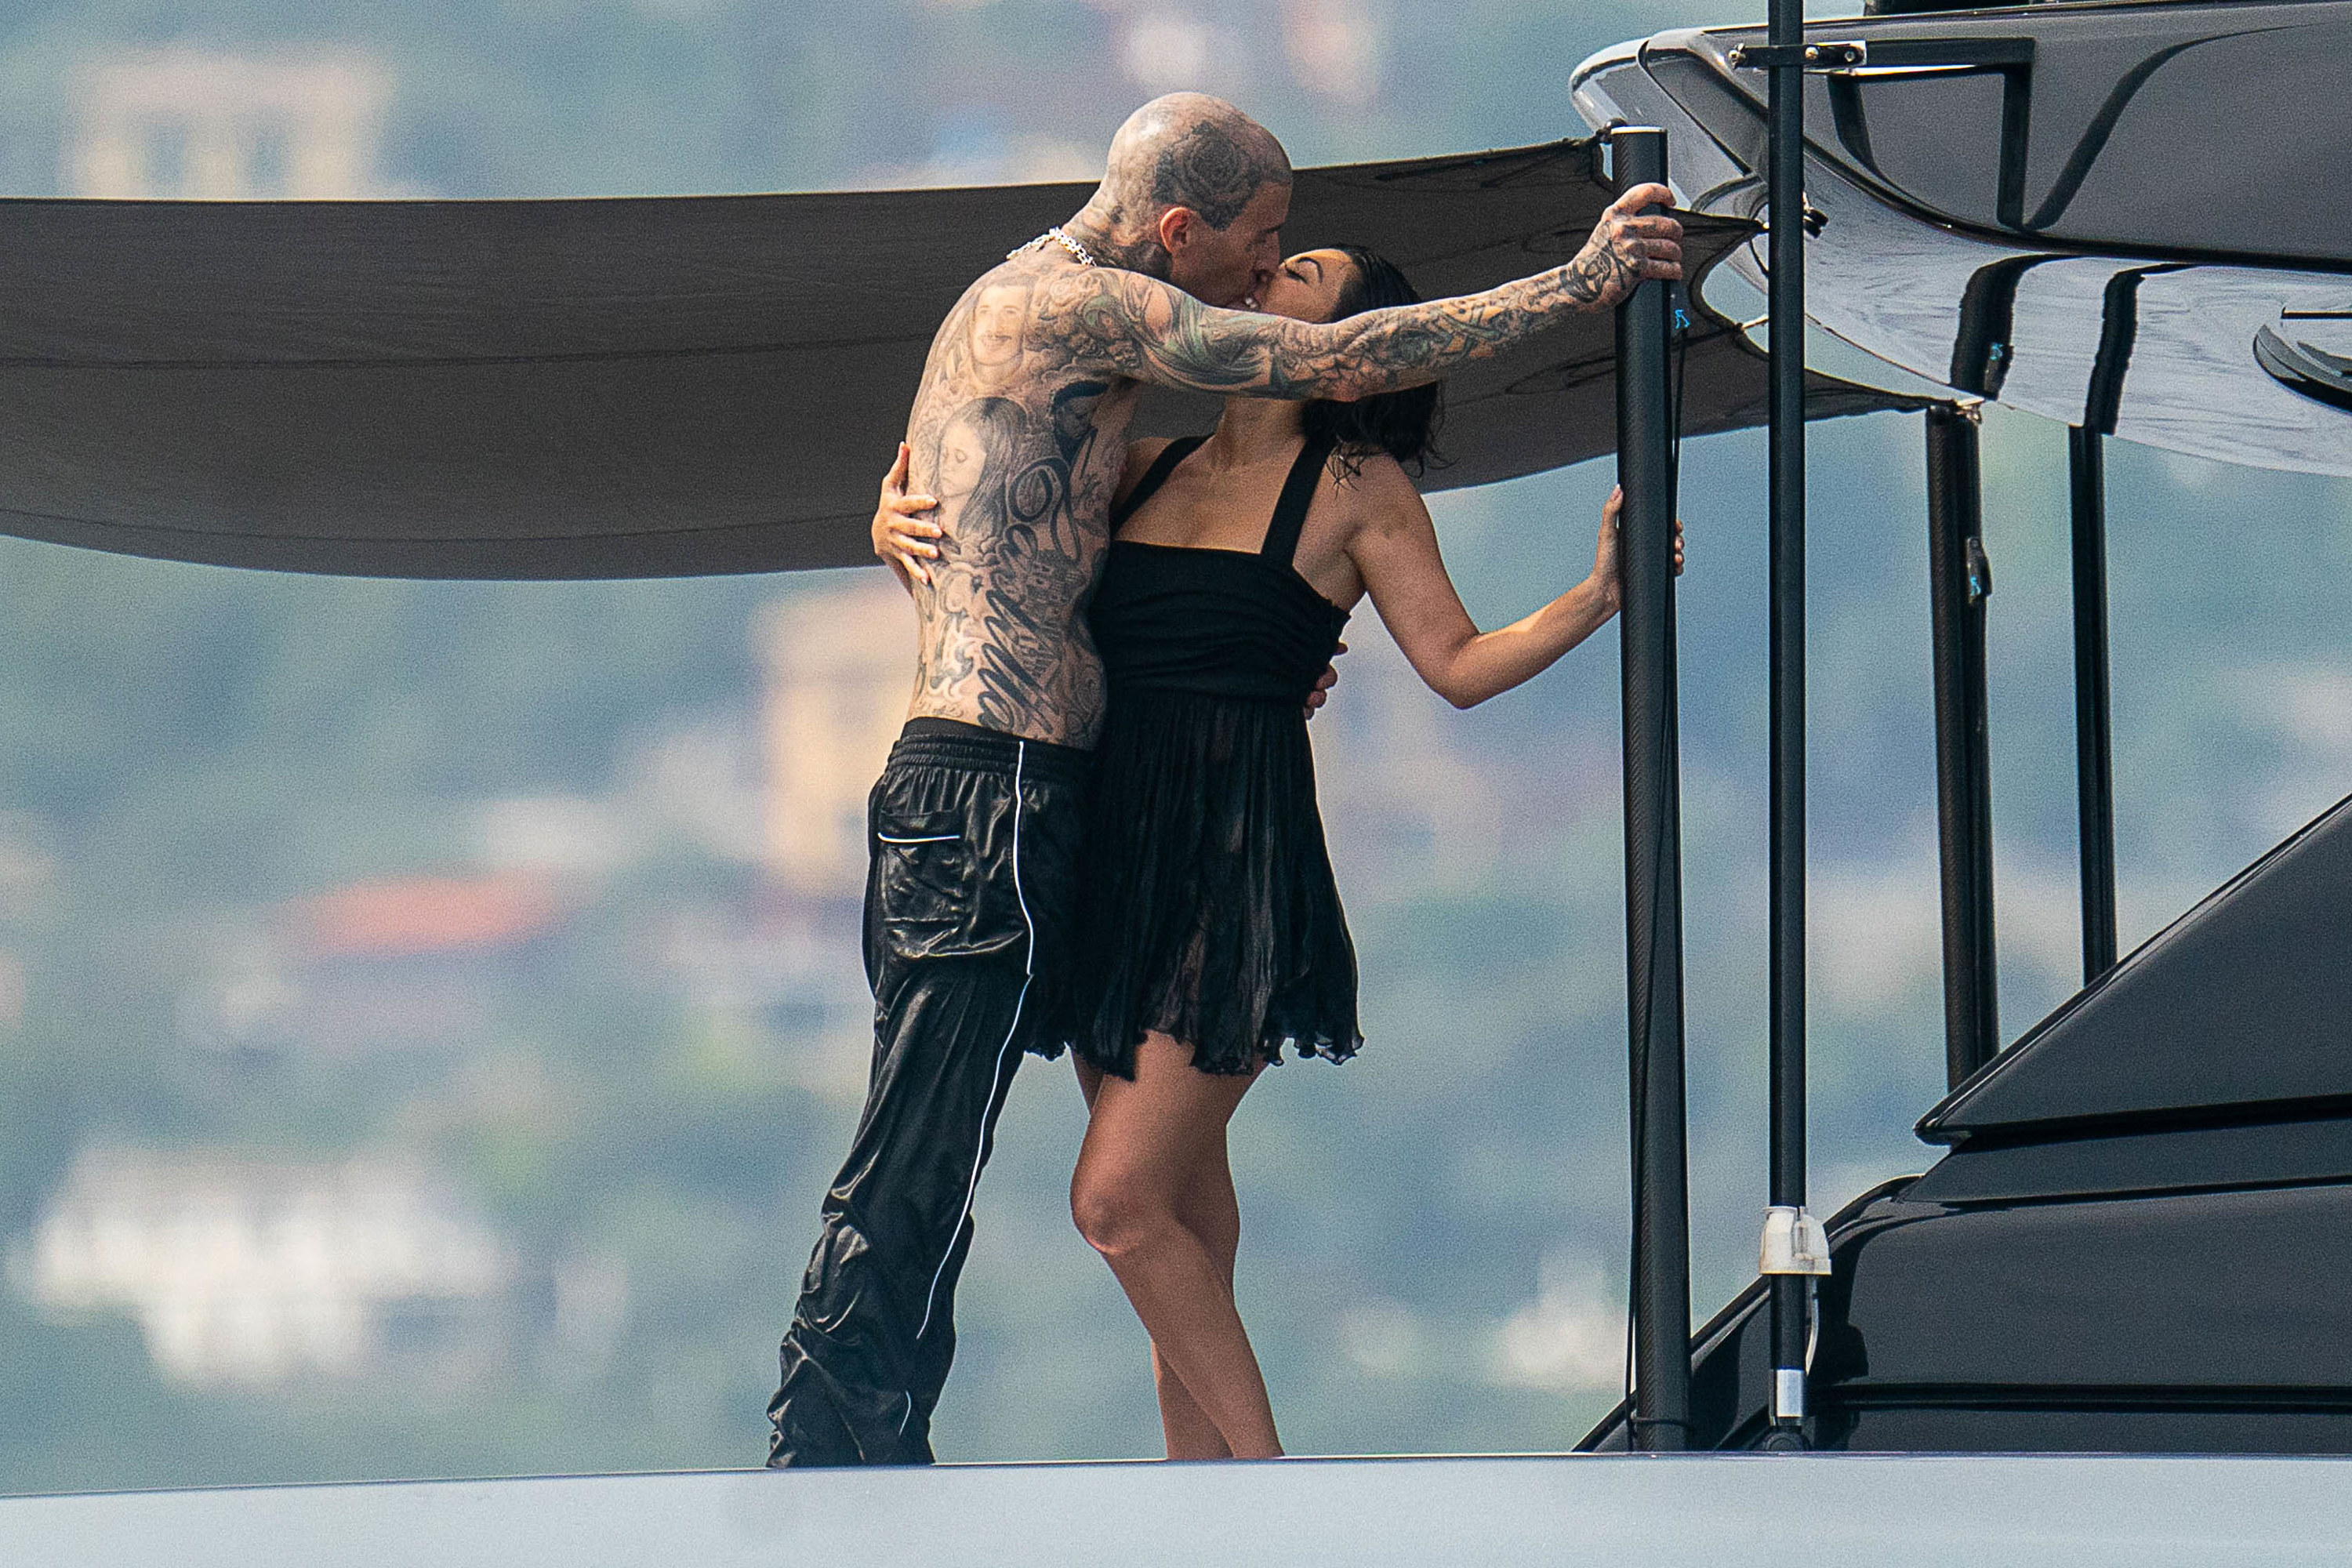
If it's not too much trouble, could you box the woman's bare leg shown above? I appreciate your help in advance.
[1070,1032,1279,1458]
[1151,1132,1243,1457]
[1074,1054,1244,1458]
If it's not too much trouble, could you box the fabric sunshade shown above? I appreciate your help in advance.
[0,138,1909,579]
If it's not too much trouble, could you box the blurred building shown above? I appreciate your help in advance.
[757,575,916,901]
[14,1147,514,1388]
[293,872,565,961]
[471,795,638,879]
[177,873,570,1058]
[1280,0,1385,102]
[1080,0,1385,102]
[67,48,393,200]
[650,902,877,1103]
[614,716,768,866]
[1110,5,1218,92]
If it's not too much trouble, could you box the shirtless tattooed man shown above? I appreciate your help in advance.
[766,93,1681,1468]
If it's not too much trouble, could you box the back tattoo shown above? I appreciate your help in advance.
[904,250,1131,746]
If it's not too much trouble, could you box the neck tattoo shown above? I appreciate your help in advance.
[1008,225,1098,267]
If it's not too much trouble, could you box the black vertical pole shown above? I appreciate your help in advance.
[1926,402,1999,1088]
[2069,426,2118,982]
[1611,125,1691,1454]
[1762,0,1812,1450]
[2069,263,2162,989]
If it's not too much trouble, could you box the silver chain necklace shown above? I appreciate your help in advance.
[1007,225,1098,267]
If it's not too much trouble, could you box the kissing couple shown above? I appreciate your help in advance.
[768,92,1684,1467]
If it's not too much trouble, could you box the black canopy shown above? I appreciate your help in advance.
[0,139,1906,579]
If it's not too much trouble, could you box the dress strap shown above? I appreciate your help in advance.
[1261,433,1338,566]
[1111,436,1207,532]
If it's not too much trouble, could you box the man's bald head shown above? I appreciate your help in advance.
[1102,93,1290,230]
[1068,95,1292,305]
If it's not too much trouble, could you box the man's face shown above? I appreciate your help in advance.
[1164,180,1290,310]
[969,282,1030,383]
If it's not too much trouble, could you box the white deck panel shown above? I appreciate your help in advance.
[4,1453,2350,1567]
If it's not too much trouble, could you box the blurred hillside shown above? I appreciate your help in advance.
[1,0,2349,1493]
[0,0,1760,202]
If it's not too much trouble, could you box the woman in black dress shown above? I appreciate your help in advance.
[875,245,1679,1461]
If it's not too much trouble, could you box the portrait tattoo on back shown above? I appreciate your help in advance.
[968,280,1032,391]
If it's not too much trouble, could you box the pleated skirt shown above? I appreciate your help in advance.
[1056,687,1361,1078]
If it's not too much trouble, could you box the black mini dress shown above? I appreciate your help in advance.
[1058,431,1363,1078]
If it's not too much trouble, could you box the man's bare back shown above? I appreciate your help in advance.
[895,93,1682,748]
[901,247,1140,745]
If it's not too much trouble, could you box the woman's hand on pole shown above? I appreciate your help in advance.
[1589,485,1684,617]
[872,442,945,591]
[1592,485,1625,613]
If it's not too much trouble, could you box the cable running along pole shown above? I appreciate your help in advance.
[1610,125,1692,1454]
[1755,0,1828,1452]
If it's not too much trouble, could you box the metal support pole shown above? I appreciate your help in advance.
[2067,263,2167,989]
[1760,0,1815,1450]
[1926,402,1999,1088]
[1610,125,1692,1454]
[2069,426,2118,982]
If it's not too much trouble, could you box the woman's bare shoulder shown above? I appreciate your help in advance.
[1331,449,1432,530]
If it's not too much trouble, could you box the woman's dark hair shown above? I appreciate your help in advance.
[1301,245,1446,479]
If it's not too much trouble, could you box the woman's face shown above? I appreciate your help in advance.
[1253,249,1356,324]
[935,414,988,500]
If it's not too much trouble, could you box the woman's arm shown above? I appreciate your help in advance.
[1351,474,1677,710]
[871,442,940,591]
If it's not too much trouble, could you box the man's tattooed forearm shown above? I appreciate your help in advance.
[1041,215,1657,405]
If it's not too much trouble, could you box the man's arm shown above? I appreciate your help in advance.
[1051,183,1682,402]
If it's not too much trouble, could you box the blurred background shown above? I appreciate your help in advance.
[0,0,2347,1492]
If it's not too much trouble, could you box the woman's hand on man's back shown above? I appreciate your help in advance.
[872,442,945,591]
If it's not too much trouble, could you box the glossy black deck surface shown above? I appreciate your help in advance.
[4,1454,2350,1566]
[1920,793,2352,1141]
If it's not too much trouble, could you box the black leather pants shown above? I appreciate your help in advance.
[766,719,1087,1467]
